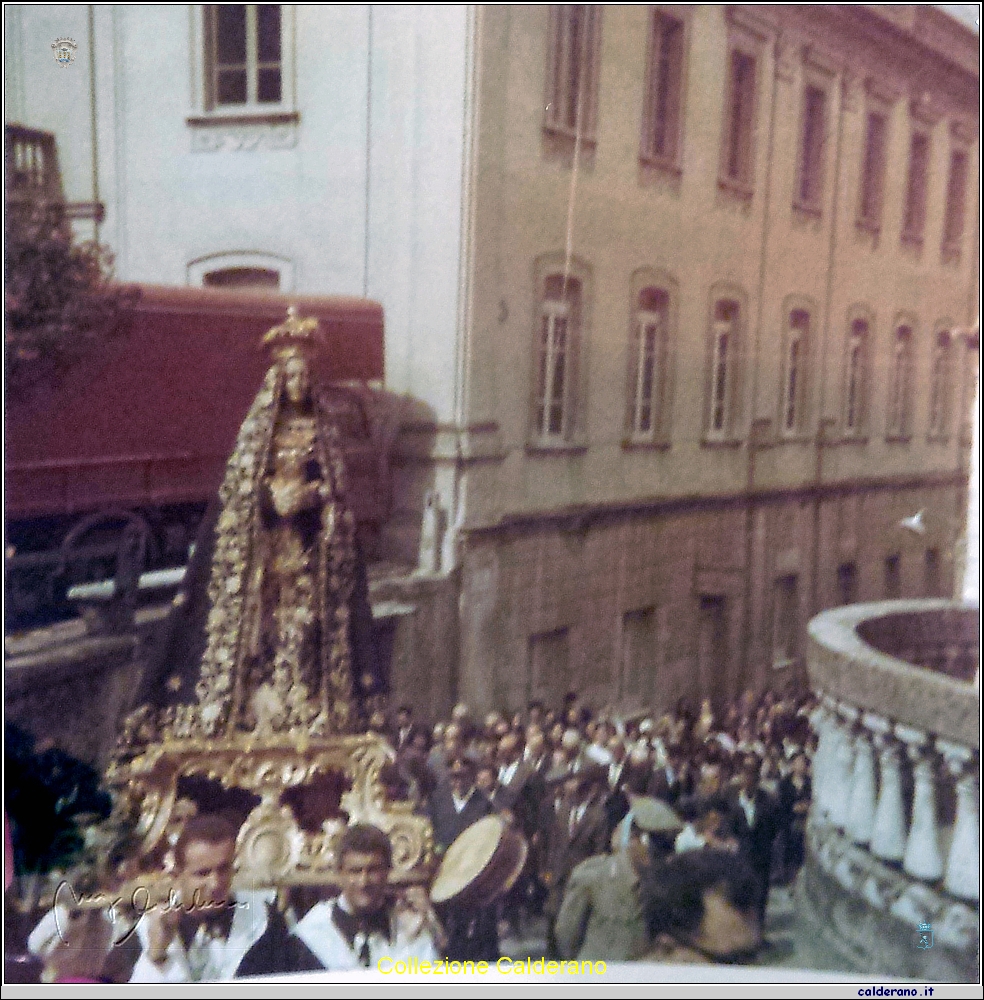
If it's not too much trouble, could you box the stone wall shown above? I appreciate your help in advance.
[456,481,966,715]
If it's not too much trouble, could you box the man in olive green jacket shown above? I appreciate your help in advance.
[554,798,682,961]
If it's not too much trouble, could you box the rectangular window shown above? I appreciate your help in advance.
[941,149,968,253]
[924,548,942,598]
[884,554,902,599]
[641,11,685,166]
[796,85,826,211]
[960,341,980,445]
[621,607,656,703]
[545,5,601,140]
[837,563,858,606]
[844,319,868,434]
[697,595,726,696]
[772,575,798,668]
[528,628,569,708]
[857,111,887,229]
[902,132,930,243]
[720,49,757,190]
[202,267,280,289]
[205,5,282,109]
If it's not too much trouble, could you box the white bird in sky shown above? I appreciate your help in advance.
[899,510,926,534]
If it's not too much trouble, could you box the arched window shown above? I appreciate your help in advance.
[887,322,915,439]
[626,273,676,446]
[781,306,812,434]
[630,287,669,439]
[187,251,294,291]
[843,314,870,435]
[705,292,744,440]
[927,327,953,438]
[203,266,280,289]
[533,273,582,442]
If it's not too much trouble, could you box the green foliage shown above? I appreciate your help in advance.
[4,204,131,395]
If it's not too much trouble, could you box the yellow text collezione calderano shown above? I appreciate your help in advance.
[377,956,607,976]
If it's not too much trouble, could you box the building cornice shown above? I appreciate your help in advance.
[462,469,969,540]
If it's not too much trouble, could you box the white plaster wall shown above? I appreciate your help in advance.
[9,4,471,427]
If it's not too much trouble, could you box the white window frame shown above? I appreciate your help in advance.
[190,4,296,119]
[781,308,810,435]
[627,278,675,445]
[631,308,664,438]
[705,292,744,442]
[535,295,573,441]
[530,256,590,449]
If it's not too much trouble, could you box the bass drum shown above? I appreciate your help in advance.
[430,815,527,911]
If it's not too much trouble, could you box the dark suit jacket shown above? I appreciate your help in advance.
[543,796,610,905]
[493,760,545,839]
[235,905,324,978]
[725,788,779,878]
[428,783,494,850]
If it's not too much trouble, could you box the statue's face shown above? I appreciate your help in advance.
[283,355,311,404]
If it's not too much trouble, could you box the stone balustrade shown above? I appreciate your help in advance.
[802,600,979,982]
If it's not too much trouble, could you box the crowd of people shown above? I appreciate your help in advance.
[26,688,817,980]
[372,687,817,963]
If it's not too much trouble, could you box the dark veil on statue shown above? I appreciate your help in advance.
[105,308,432,893]
[127,308,379,744]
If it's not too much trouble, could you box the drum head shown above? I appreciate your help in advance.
[430,816,506,905]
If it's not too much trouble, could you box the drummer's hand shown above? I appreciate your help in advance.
[501,808,517,827]
[395,886,436,940]
[398,885,430,918]
[144,906,181,965]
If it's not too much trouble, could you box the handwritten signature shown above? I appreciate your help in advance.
[52,880,249,946]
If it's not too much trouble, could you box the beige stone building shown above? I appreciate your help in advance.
[6,5,979,717]
[449,5,979,714]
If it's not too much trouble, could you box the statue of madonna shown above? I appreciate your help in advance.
[123,308,376,746]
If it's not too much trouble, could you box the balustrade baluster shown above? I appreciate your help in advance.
[868,716,907,862]
[938,740,979,903]
[897,727,943,882]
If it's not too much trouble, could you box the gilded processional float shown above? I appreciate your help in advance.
[107,308,432,893]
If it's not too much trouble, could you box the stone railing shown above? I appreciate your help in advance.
[802,600,979,982]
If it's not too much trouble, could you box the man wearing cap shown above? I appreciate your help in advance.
[429,757,494,853]
[554,797,682,961]
[426,758,499,961]
[540,764,610,956]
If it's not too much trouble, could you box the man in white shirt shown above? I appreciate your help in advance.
[129,813,286,982]
[292,823,440,971]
